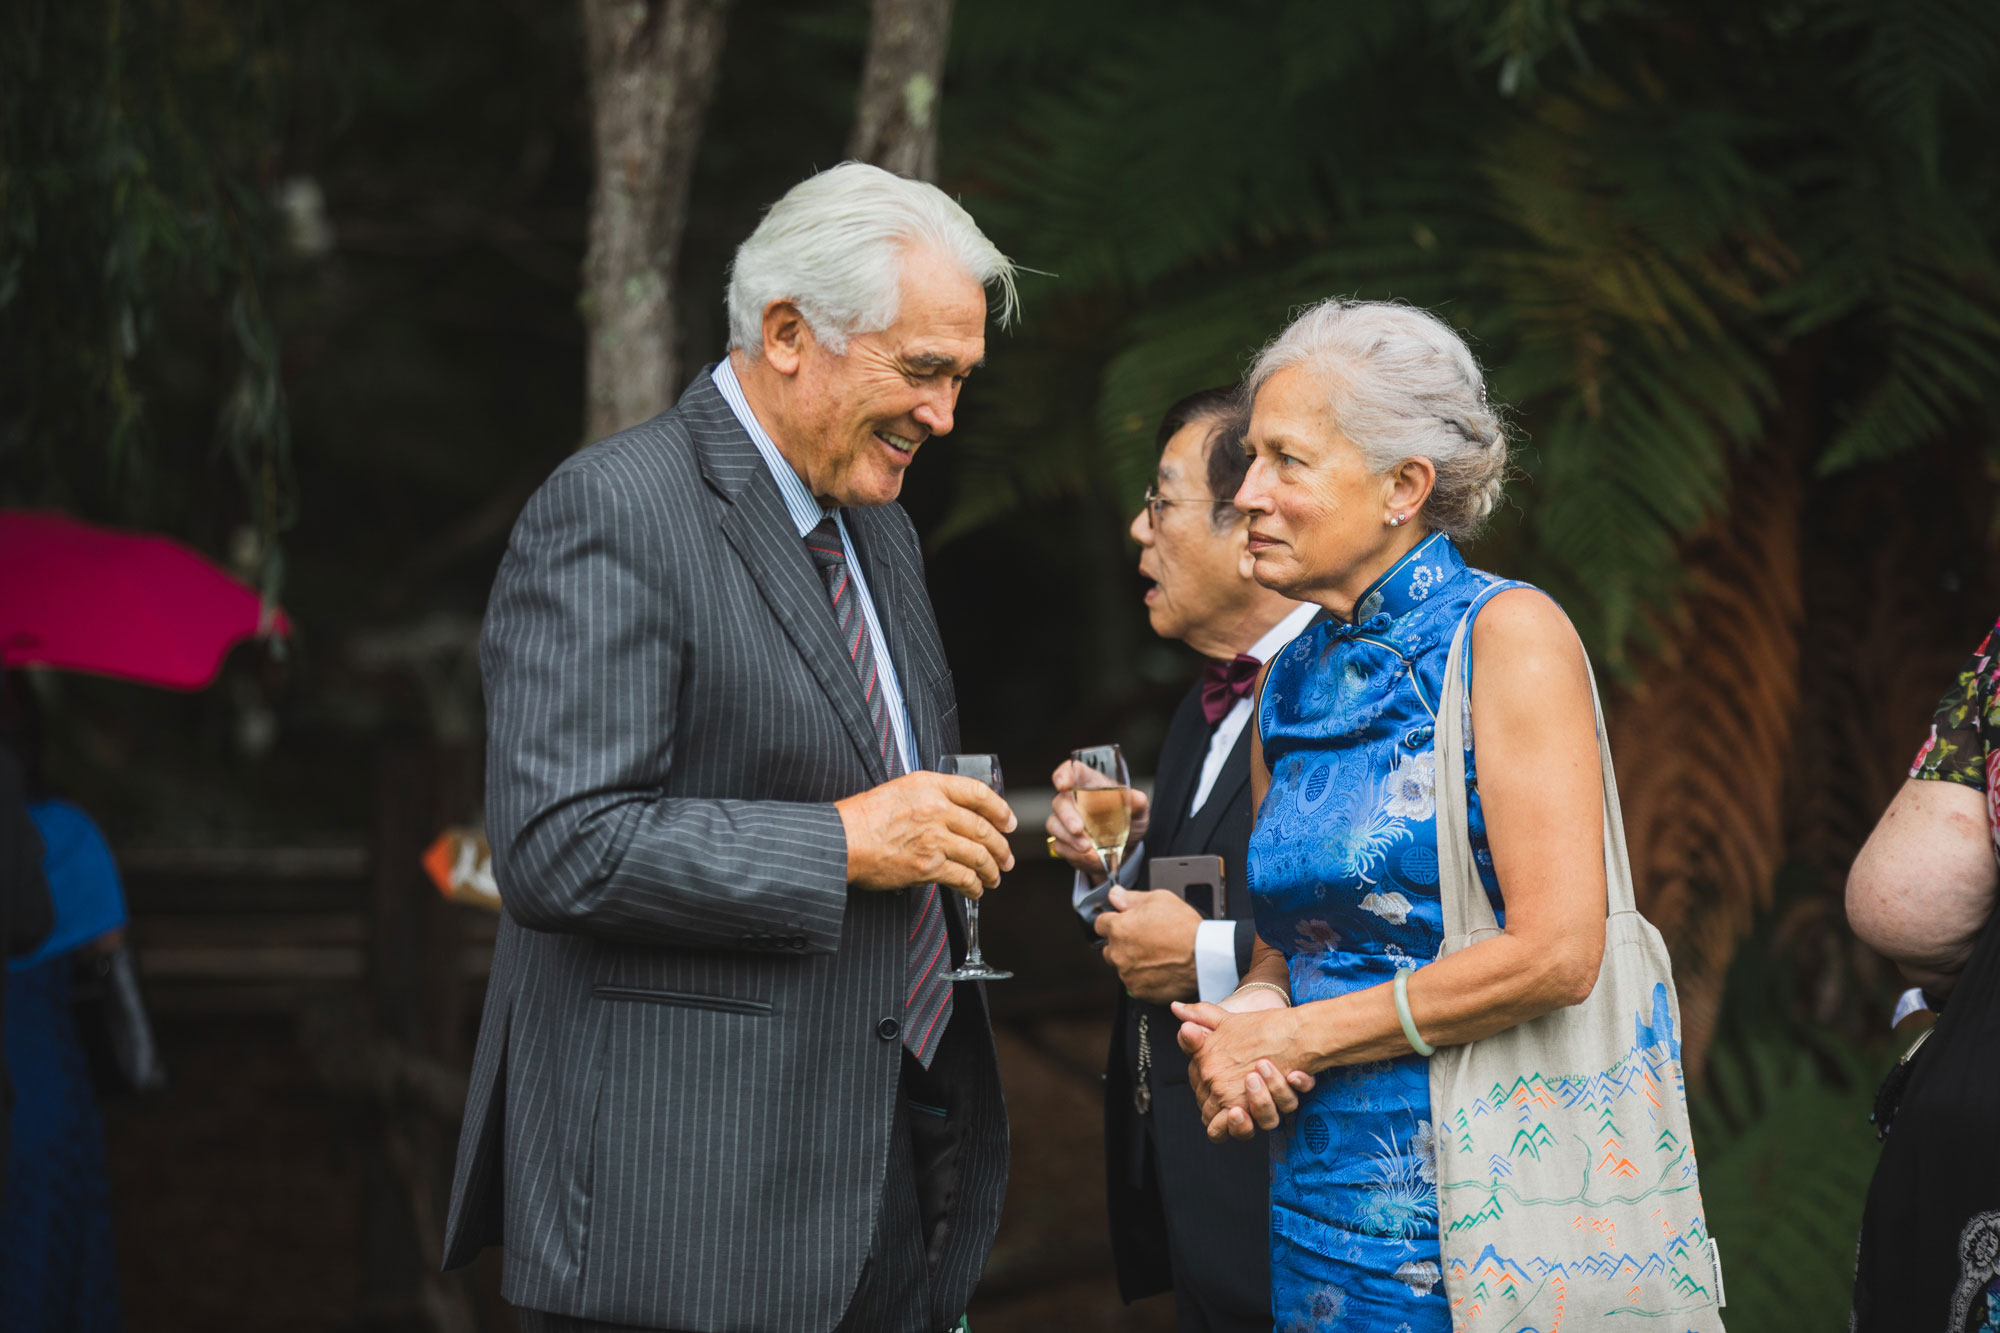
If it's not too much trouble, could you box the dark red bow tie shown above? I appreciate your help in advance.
[1200,653,1262,725]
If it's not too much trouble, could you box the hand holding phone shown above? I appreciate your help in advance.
[1149,854,1227,919]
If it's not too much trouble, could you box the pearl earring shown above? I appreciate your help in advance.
[1388,513,1405,527]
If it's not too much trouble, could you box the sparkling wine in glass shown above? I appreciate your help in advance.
[938,753,1013,982]
[1067,744,1133,878]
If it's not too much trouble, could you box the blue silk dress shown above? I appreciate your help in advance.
[1250,533,1527,1332]
[3,801,127,1333]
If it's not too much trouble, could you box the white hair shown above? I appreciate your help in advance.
[1248,298,1510,538]
[725,162,1018,355]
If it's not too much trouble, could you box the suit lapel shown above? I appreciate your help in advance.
[717,490,891,787]
[1147,687,1209,859]
[1179,719,1252,858]
[689,371,891,786]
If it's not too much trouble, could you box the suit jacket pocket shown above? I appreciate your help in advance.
[931,668,960,754]
[591,984,773,1017]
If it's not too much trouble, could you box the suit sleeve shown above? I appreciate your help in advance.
[481,460,850,953]
[1072,841,1147,925]
[1232,916,1256,978]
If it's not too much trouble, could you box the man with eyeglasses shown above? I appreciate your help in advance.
[1046,386,1314,1332]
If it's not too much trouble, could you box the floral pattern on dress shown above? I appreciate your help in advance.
[1911,625,1999,787]
[1953,1211,2000,1333]
[1252,532,1526,1331]
[1911,616,2000,858]
[1383,752,1437,821]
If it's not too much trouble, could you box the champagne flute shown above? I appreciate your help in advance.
[938,753,1013,982]
[1065,744,1133,879]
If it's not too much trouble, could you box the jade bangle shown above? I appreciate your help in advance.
[1393,967,1435,1057]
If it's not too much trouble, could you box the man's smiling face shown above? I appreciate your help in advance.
[786,244,987,508]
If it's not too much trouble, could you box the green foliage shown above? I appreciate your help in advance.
[944,0,2000,664]
[0,0,294,600]
[1689,1032,1880,1329]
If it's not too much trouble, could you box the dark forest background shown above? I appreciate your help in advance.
[6,1,2000,1327]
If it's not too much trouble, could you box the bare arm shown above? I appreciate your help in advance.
[1848,777,1997,995]
[1178,589,1609,1130]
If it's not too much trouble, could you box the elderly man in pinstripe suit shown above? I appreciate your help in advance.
[442,164,1021,1333]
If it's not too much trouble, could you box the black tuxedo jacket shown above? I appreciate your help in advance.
[1103,680,1270,1322]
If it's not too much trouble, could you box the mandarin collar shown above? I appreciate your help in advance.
[1244,601,1322,665]
[1341,531,1464,633]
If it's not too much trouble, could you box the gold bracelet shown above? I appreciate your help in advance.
[1230,981,1293,1007]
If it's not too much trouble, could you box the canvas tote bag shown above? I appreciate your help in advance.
[1427,607,1725,1332]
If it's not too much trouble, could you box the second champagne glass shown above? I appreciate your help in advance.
[1066,744,1134,879]
[937,753,1012,982]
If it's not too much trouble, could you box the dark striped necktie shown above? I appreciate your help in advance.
[803,514,953,1067]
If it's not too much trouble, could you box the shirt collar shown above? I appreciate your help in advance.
[1246,600,1321,664]
[711,358,834,539]
[1349,530,1465,626]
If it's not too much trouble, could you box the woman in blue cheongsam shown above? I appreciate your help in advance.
[1169,300,1612,1332]
[3,797,128,1333]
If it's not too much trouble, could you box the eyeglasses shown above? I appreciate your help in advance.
[1142,484,1221,525]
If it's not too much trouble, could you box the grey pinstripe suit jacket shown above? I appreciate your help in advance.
[442,370,1009,1330]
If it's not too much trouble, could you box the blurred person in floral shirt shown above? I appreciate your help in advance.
[1849,615,2000,1331]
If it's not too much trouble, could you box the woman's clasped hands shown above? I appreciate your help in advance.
[1171,990,1317,1142]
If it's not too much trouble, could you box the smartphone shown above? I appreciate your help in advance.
[1150,854,1227,920]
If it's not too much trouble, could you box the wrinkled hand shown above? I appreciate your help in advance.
[1172,1000,1316,1141]
[1093,886,1201,1003]
[836,771,1017,899]
[1046,760,1150,883]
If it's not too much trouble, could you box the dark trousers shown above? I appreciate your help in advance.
[1150,1082,1272,1333]
[516,1052,954,1333]
[832,1052,944,1333]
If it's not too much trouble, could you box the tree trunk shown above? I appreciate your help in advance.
[1606,438,1804,1077]
[1782,435,2000,1038]
[848,0,954,181]
[579,0,733,443]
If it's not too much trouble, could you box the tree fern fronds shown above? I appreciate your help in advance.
[1271,1,1433,100]
[1787,180,2000,473]
[978,19,1323,294]
[1427,0,1622,96]
[947,0,1149,72]
[1808,0,2000,180]
[1687,1031,1879,1331]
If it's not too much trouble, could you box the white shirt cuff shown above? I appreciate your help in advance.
[1071,846,1147,921]
[1891,986,1931,1030]
[1194,919,1242,1004]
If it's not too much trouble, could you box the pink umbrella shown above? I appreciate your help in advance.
[0,510,291,690]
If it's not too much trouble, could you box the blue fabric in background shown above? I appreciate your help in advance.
[11,801,128,971]
[2,799,125,1331]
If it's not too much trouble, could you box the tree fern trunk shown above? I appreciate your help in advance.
[579,0,732,443]
[1607,440,1803,1076]
[1783,442,2000,1035]
[848,0,953,181]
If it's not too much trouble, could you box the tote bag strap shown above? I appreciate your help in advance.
[1435,609,1492,944]
[1434,593,1638,951]
[1579,641,1639,915]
